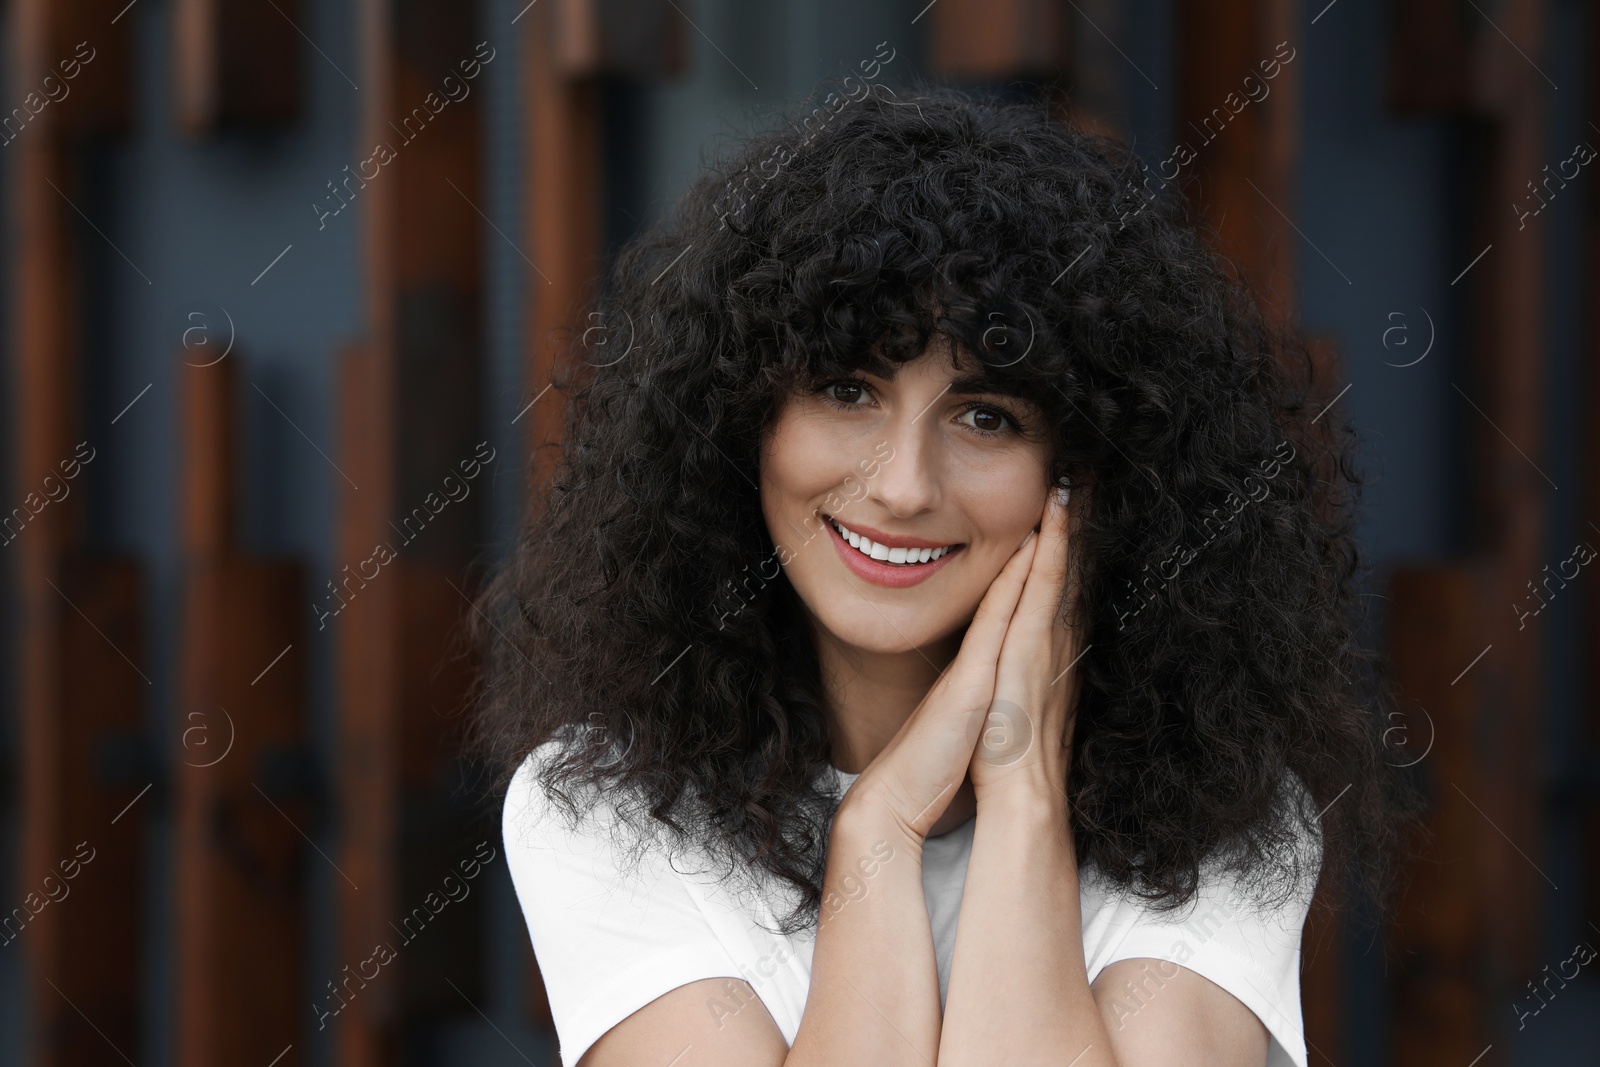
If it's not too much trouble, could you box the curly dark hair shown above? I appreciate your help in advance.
[470,81,1427,938]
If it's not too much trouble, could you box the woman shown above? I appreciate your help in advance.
[472,82,1422,1067]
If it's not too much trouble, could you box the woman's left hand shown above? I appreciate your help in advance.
[967,482,1085,809]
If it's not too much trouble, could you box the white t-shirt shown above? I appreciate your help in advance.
[504,738,1318,1067]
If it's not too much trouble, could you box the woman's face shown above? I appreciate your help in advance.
[760,342,1054,656]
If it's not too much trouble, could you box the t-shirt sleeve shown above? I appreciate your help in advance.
[502,745,747,1067]
[1088,803,1322,1067]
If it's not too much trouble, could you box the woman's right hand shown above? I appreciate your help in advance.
[841,530,1040,846]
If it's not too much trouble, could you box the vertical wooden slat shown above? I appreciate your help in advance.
[1174,0,1301,325]
[394,561,486,1017]
[173,0,303,133]
[338,3,400,1064]
[1299,902,1344,1067]
[1460,0,1548,1028]
[48,556,147,1063]
[175,356,309,1067]
[10,78,76,1061]
[390,0,493,1029]
[553,0,689,78]
[174,359,229,1067]
[522,0,603,523]
[12,43,79,1032]
[335,337,399,1067]
[1583,0,1600,933]
[10,2,140,1065]
[1385,5,1550,1066]
[175,561,310,1065]
[927,0,1068,82]
[47,0,135,137]
[1386,567,1490,1065]
[338,0,493,1061]
[1056,0,1119,141]
[1388,0,1478,114]
[177,357,238,556]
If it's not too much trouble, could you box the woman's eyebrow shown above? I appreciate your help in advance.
[852,366,1040,404]
[945,372,1037,399]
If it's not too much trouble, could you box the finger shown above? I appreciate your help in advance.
[949,532,1039,678]
[1007,484,1073,639]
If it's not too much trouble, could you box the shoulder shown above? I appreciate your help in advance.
[501,732,589,852]
[501,733,757,1066]
[501,730,684,903]
[501,731,667,931]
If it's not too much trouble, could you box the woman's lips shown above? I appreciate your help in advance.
[825,517,964,589]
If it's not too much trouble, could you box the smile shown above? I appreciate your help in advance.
[827,516,957,564]
[822,514,965,589]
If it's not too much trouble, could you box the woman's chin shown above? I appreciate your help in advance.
[811,607,968,658]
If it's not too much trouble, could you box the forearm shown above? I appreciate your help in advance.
[787,798,943,1066]
[939,788,1119,1067]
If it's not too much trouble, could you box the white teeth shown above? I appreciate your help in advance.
[827,517,955,566]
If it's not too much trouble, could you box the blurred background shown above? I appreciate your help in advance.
[0,0,1595,1064]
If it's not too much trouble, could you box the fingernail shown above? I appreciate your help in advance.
[1053,484,1071,508]
[1019,529,1035,550]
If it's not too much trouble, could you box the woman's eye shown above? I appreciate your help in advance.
[958,405,1018,435]
[822,380,870,405]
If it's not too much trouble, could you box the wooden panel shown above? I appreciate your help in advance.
[390,0,490,1025]
[40,556,148,1065]
[11,3,142,1065]
[555,0,689,79]
[524,0,602,510]
[41,0,136,136]
[1386,566,1491,1065]
[176,559,309,1067]
[392,0,486,570]
[1300,902,1343,1067]
[394,560,489,1018]
[1174,0,1301,325]
[334,335,401,1067]
[1584,0,1600,934]
[174,0,303,133]
[1389,8,1549,1066]
[174,356,309,1067]
[338,0,493,1060]
[1387,0,1478,114]
[1054,0,1120,141]
[927,0,1068,81]
[1458,4,1547,1027]
[177,355,239,555]
[337,9,401,1067]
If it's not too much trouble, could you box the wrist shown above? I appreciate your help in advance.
[833,785,926,865]
[974,777,1071,837]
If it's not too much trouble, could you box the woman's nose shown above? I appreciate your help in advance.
[866,421,941,518]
